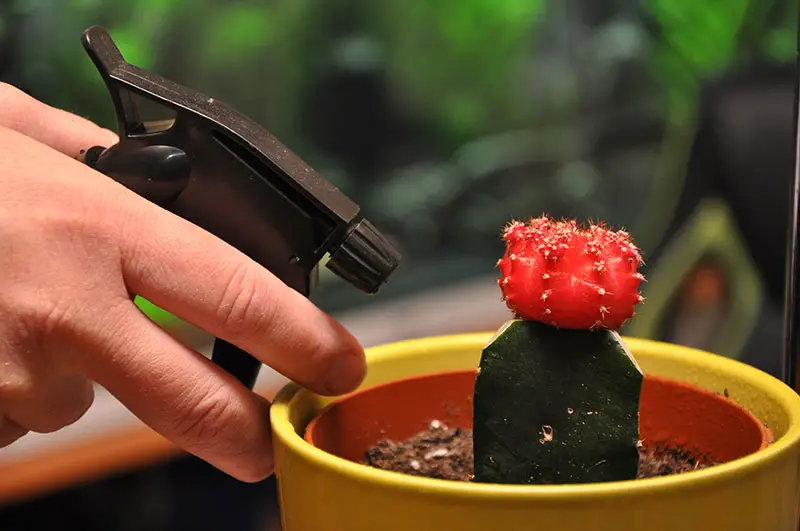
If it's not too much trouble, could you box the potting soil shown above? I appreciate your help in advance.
[364,420,719,481]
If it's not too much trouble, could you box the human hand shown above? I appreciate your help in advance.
[0,84,366,481]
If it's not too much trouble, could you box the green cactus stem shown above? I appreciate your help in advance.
[472,319,643,485]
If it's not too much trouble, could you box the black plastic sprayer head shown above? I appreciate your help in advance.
[79,26,401,390]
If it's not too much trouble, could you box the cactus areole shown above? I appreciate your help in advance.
[473,216,647,485]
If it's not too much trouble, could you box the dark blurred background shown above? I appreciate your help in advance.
[0,0,798,528]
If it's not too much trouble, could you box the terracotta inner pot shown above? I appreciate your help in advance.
[305,370,771,468]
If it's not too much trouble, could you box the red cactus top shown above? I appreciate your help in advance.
[497,216,646,330]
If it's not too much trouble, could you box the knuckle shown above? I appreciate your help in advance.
[174,383,240,448]
[20,296,82,339]
[215,263,274,341]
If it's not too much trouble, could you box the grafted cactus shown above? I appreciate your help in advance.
[473,216,646,484]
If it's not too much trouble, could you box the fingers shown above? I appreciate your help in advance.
[0,82,117,157]
[118,201,366,396]
[0,90,321,480]
[0,123,272,480]
[0,84,363,481]
[67,298,274,482]
[0,84,366,397]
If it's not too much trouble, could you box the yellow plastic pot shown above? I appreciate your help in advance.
[271,333,800,530]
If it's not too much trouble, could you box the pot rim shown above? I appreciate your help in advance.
[271,333,800,500]
[304,370,773,453]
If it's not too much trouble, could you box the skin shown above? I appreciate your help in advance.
[0,83,367,482]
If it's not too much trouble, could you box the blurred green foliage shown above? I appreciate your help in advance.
[7,0,792,149]
[647,0,795,115]
[366,0,546,145]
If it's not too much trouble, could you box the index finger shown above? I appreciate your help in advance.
[118,207,367,395]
